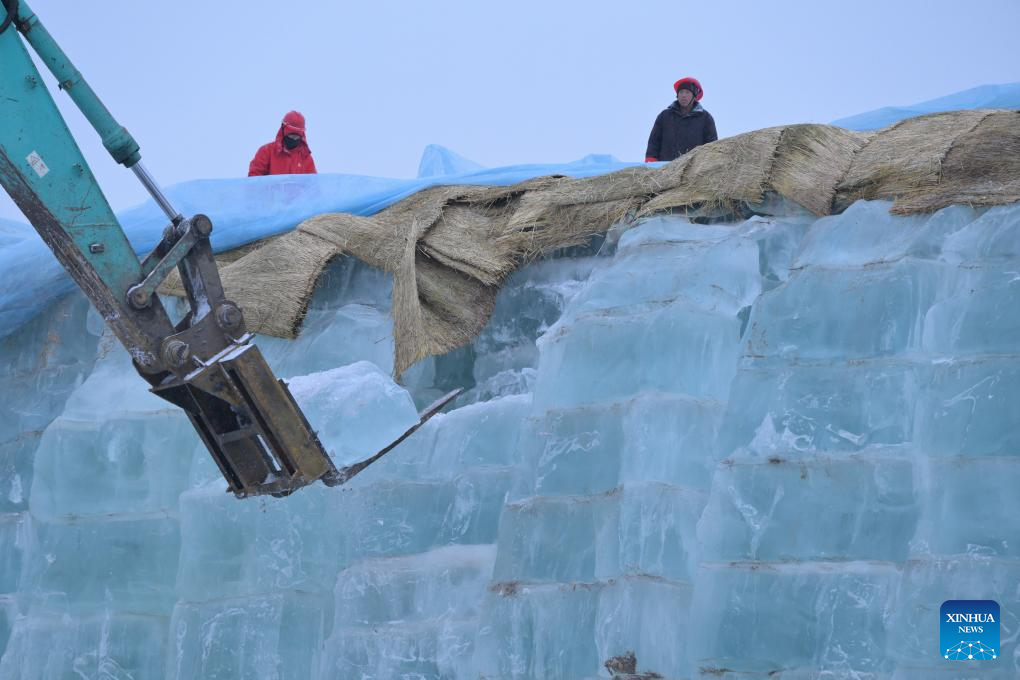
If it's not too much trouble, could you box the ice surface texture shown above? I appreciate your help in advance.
[1,200,1019,678]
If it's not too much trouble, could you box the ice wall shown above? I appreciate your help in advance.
[0,199,1018,679]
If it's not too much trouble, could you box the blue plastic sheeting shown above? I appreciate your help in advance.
[832,81,1020,131]
[0,146,640,340]
[417,144,485,178]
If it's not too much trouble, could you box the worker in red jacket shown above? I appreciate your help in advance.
[248,110,318,176]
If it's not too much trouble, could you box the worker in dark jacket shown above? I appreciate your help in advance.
[645,77,717,162]
[248,110,318,176]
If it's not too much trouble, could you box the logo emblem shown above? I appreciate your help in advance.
[941,600,999,661]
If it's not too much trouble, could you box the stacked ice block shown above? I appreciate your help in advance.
[0,200,1017,678]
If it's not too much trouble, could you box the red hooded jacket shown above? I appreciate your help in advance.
[248,111,318,176]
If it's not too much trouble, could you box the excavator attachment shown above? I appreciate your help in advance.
[153,341,333,498]
[154,339,463,498]
[0,1,458,499]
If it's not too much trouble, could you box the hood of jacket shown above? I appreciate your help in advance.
[275,111,311,154]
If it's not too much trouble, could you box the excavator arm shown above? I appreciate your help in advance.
[0,1,456,498]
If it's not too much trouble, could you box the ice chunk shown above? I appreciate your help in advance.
[176,485,342,602]
[264,303,397,379]
[516,394,720,498]
[885,556,1020,672]
[430,395,530,472]
[911,457,1020,558]
[305,255,394,312]
[177,474,500,602]
[476,576,697,680]
[495,484,703,584]
[0,613,168,680]
[755,212,1020,362]
[594,483,704,583]
[529,214,766,409]
[334,481,460,567]
[333,544,494,626]
[323,547,495,677]
[753,216,813,291]
[349,416,438,485]
[31,411,194,520]
[473,581,604,680]
[288,361,419,468]
[569,217,761,318]
[29,335,195,520]
[472,347,539,392]
[494,494,607,582]
[745,260,956,361]
[368,393,530,484]
[167,592,325,680]
[467,366,537,403]
[690,561,899,675]
[534,304,741,409]
[595,577,693,679]
[719,361,924,459]
[914,358,1020,457]
[442,468,516,545]
[469,256,603,403]
[699,455,918,562]
[793,200,977,269]
[619,393,722,491]
[0,218,34,247]
[322,620,478,680]
[476,255,599,360]
[617,216,735,251]
[922,268,1020,356]
[23,517,179,616]
[519,405,627,497]
[56,335,170,422]
[941,202,1020,265]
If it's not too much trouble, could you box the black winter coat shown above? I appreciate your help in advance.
[645,102,718,162]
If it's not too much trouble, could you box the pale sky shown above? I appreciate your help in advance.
[1,0,1018,220]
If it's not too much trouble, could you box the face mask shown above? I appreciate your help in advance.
[283,134,302,150]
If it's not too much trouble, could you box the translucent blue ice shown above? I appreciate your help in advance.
[1,199,1019,678]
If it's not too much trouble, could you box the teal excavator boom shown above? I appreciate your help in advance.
[0,0,457,498]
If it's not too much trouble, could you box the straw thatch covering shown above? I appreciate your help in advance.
[162,109,1020,377]
[835,109,1020,213]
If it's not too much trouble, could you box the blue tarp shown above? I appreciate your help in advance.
[0,146,641,340]
[832,81,1020,131]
